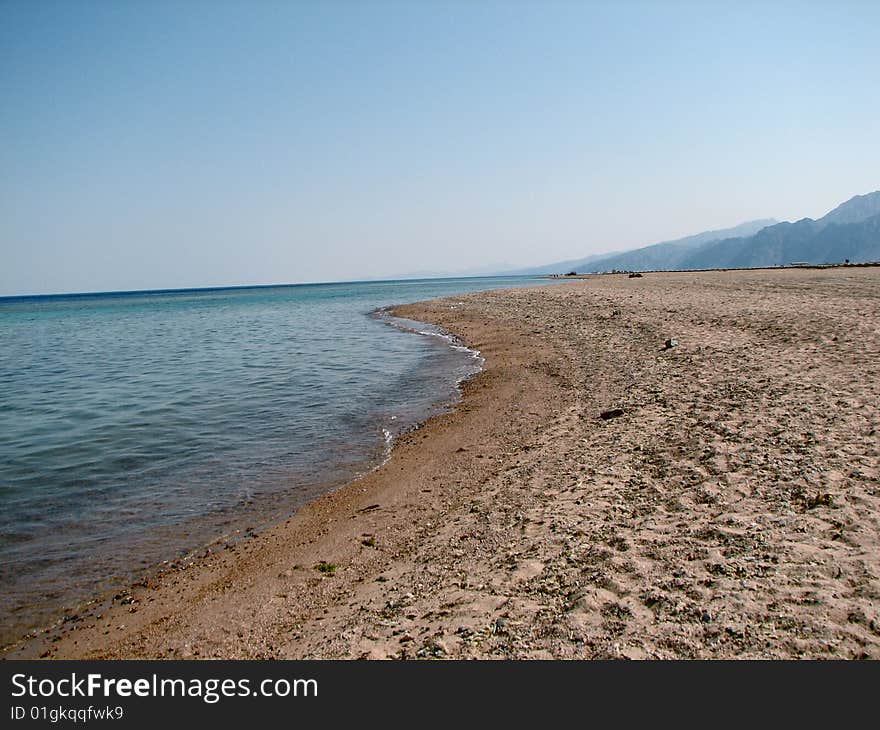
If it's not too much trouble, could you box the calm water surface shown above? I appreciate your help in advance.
[0,276,544,642]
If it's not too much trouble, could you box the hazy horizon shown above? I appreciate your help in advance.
[3,1,879,296]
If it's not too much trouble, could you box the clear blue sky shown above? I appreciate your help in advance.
[2,0,878,295]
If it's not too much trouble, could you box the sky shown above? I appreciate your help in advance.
[1,0,879,295]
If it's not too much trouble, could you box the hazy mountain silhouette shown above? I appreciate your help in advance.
[518,190,879,274]
[679,191,880,270]
[511,219,777,275]
[820,191,880,225]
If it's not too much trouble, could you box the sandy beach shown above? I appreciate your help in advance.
[5,266,879,660]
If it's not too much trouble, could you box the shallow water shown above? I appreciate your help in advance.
[0,276,544,643]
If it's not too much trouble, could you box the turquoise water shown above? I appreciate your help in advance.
[0,276,542,643]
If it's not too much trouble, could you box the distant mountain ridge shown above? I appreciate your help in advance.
[677,191,880,270]
[518,190,880,274]
[820,191,880,226]
[513,219,778,275]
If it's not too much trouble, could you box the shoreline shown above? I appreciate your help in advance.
[0,298,504,656]
[0,292,504,652]
[5,267,879,659]
[542,261,880,278]
[2,288,560,659]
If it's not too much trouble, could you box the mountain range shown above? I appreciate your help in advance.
[516,190,880,274]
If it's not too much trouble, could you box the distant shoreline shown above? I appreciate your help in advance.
[542,260,880,278]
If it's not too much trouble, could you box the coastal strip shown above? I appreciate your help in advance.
[5,267,879,659]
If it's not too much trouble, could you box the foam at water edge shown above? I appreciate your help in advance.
[371,306,485,369]
[370,305,486,450]
[380,427,394,463]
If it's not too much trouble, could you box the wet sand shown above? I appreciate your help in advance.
[5,267,879,659]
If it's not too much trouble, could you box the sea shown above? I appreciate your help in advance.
[0,276,543,644]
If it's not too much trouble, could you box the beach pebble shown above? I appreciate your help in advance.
[664,338,679,349]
